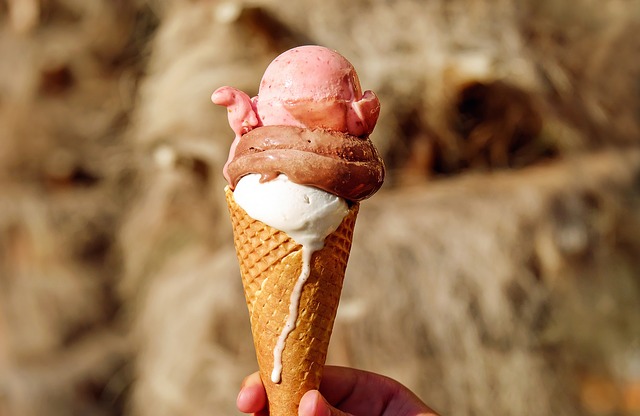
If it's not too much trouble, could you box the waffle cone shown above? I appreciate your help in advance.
[225,186,358,416]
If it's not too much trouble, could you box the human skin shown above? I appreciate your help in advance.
[236,366,441,416]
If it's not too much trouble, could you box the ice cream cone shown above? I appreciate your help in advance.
[225,186,358,416]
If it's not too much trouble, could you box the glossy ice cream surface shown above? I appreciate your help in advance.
[254,45,380,136]
[212,45,384,197]
[226,125,383,202]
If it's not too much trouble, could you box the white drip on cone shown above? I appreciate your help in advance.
[270,245,313,383]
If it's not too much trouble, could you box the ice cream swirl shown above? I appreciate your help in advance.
[226,125,385,202]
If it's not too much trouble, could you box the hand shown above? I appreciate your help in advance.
[236,365,440,416]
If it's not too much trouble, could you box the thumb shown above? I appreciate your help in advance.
[299,390,352,416]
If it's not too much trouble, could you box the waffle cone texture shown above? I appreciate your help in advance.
[225,186,358,416]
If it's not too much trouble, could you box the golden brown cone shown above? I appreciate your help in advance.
[225,186,358,416]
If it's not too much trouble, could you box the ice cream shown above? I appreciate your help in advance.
[213,45,384,415]
[227,125,384,202]
[212,45,382,186]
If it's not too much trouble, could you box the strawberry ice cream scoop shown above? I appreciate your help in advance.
[255,45,380,135]
[212,45,380,137]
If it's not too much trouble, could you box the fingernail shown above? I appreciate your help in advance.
[299,390,317,416]
[304,391,331,416]
[236,387,247,407]
[317,394,332,416]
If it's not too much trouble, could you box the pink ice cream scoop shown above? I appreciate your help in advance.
[253,45,380,135]
[212,45,381,184]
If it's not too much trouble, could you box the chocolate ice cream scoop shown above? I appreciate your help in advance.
[226,125,384,202]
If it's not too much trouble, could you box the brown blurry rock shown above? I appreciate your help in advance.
[1,0,639,416]
[0,0,155,415]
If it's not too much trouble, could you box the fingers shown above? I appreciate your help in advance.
[316,366,371,408]
[237,367,440,416]
[299,390,352,416]
[236,372,267,415]
[319,366,439,416]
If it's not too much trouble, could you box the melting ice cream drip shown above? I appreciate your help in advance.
[271,245,314,383]
[233,174,348,383]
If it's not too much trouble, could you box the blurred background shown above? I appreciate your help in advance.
[0,0,639,415]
